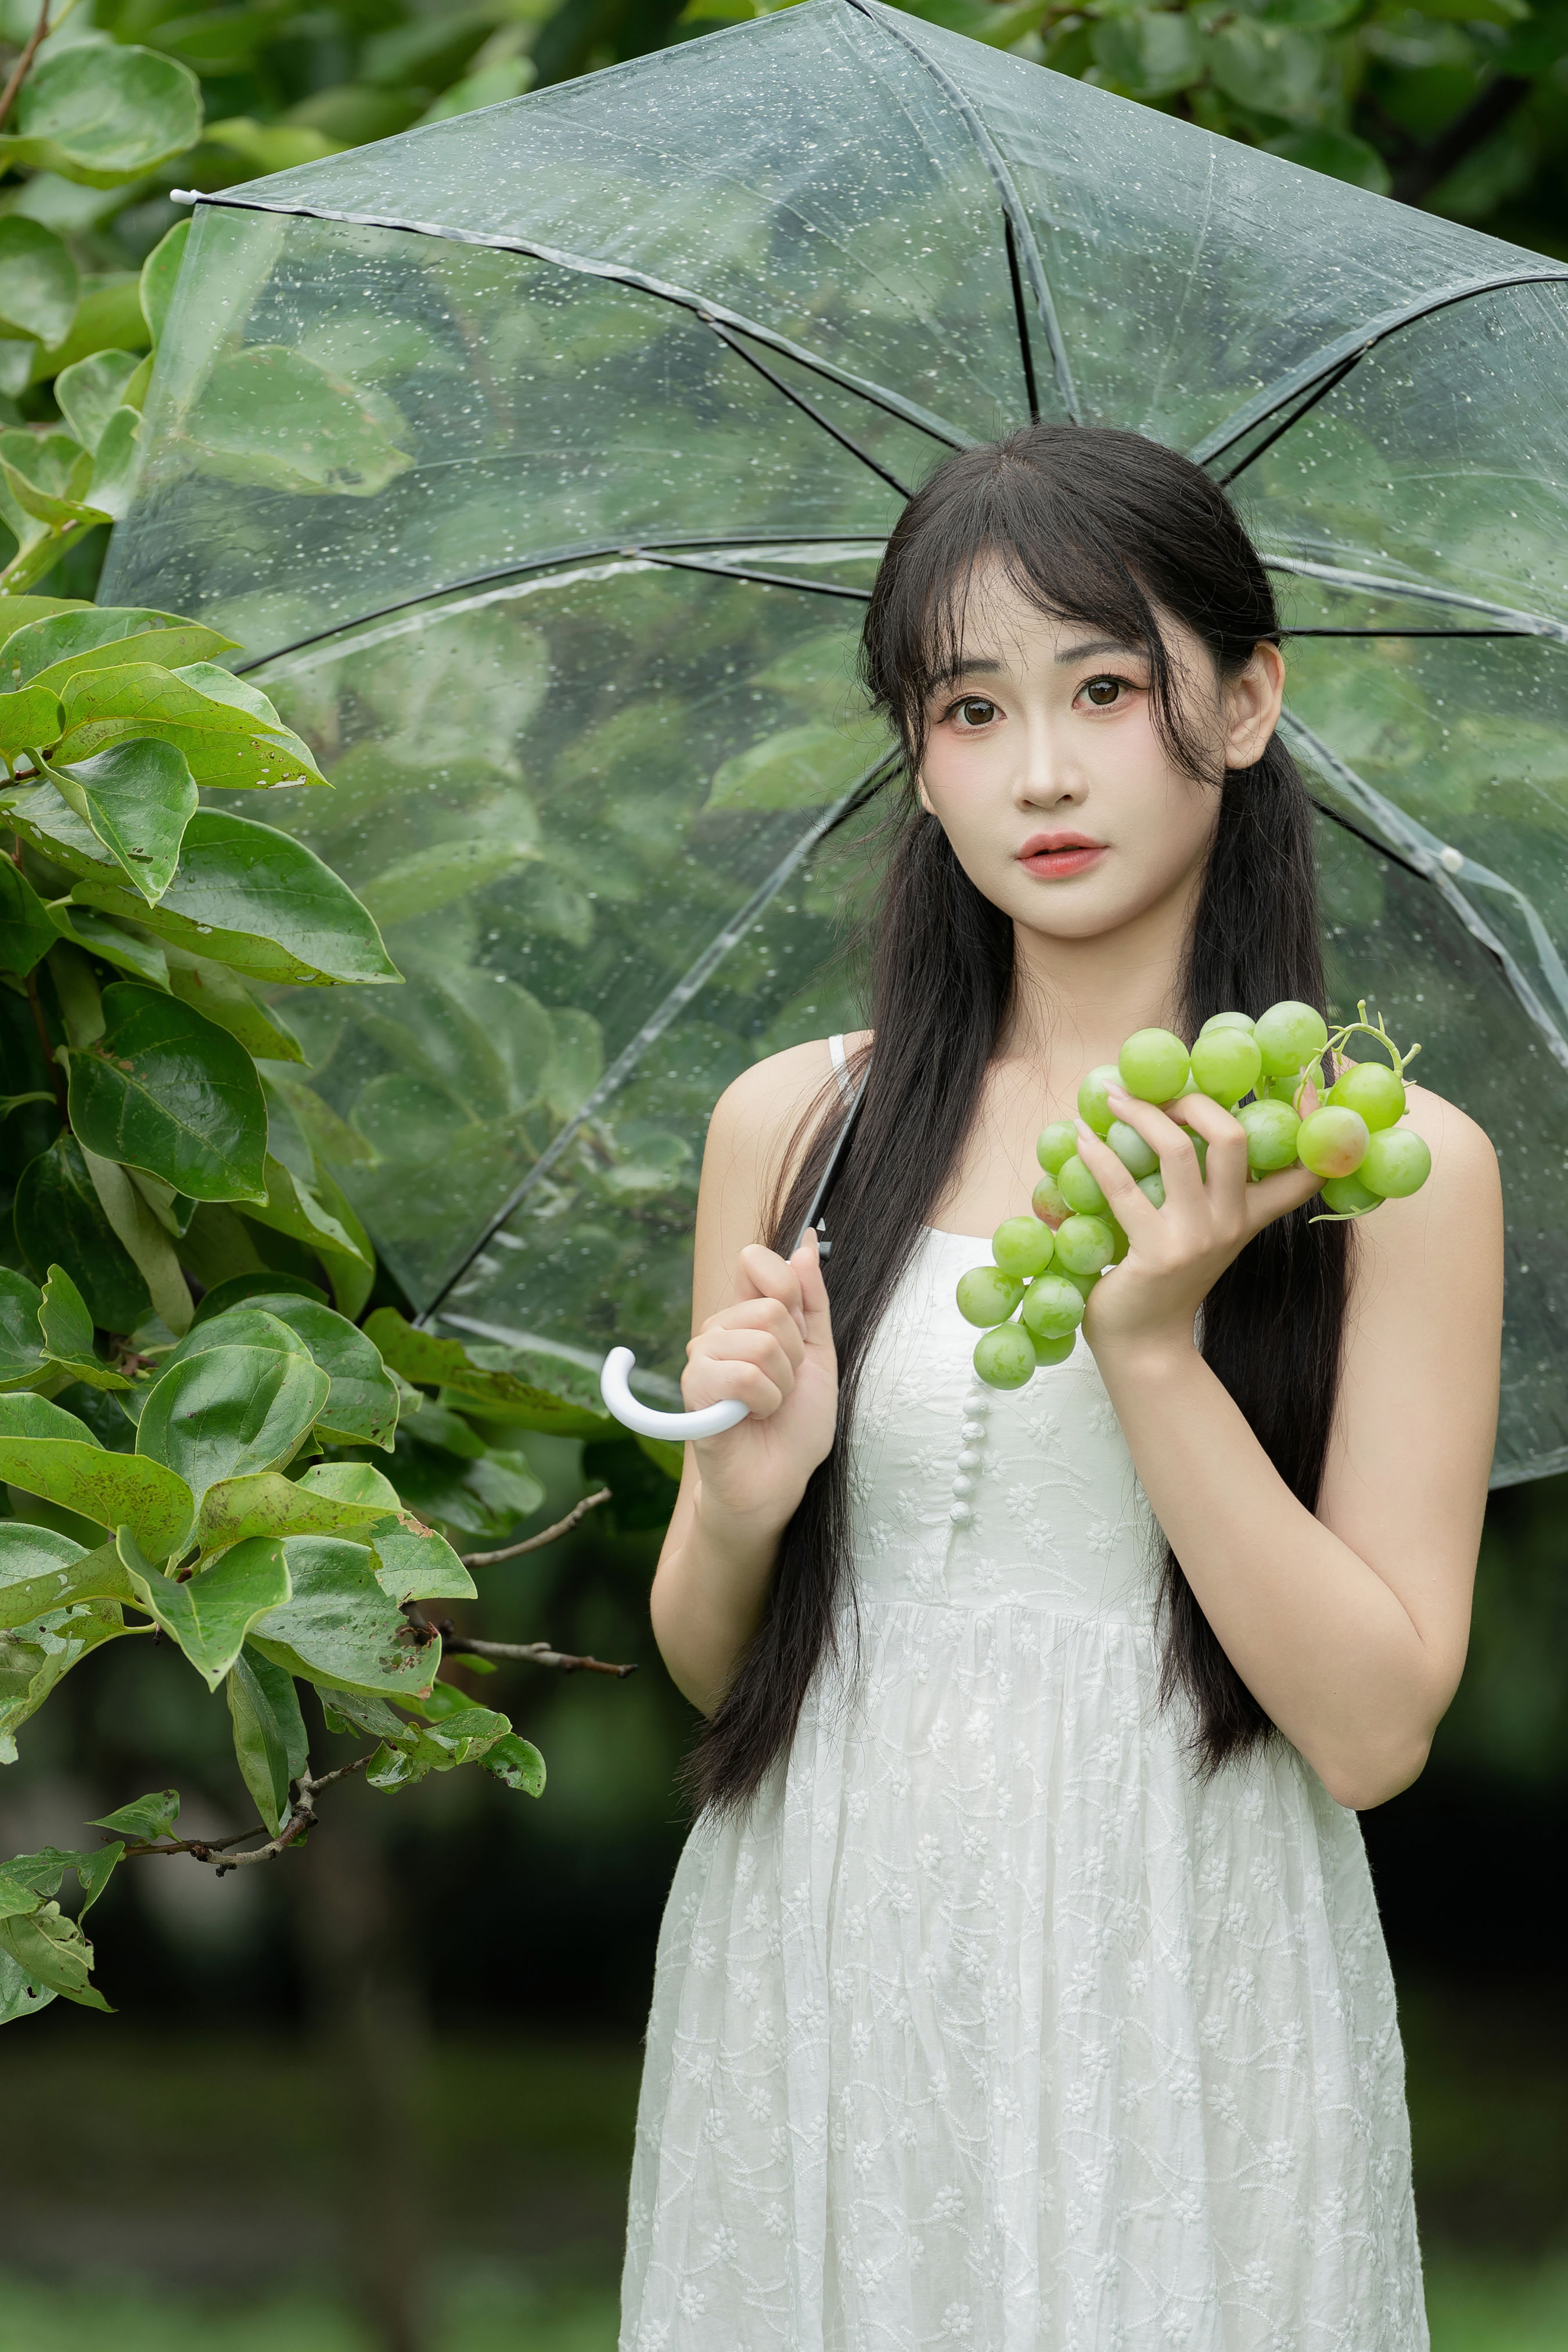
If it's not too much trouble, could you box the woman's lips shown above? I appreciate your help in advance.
[1017,840,1106,879]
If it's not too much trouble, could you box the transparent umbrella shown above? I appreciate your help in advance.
[105,0,1568,1483]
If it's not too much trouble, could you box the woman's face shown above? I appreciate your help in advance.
[916,566,1284,947]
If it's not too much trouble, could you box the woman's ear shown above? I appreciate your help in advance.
[1224,641,1286,769]
[916,772,936,817]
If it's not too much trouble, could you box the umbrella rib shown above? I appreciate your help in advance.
[233,535,888,673]
[623,547,873,600]
[171,190,972,452]
[841,0,1080,423]
[1190,264,1568,473]
[699,318,915,497]
[1288,627,1536,639]
[418,754,901,1321]
[1209,352,1362,488]
[1281,709,1568,1073]
[1264,556,1568,645]
[1005,218,1041,424]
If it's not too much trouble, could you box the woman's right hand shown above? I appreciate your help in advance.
[681,1231,839,1531]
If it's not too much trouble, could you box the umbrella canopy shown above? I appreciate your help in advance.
[105,0,1568,1483]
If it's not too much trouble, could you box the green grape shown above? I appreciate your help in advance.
[1031,1329,1076,1368]
[1107,1119,1159,1178]
[992,1214,1055,1277]
[1109,1216,1130,1263]
[973,1322,1036,1390]
[1360,1126,1432,1199]
[1054,1213,1116,1275]
[1036,1119,1078,1174]
[956,1265,1026,1328]
[1138,1171,1166,1209]
[1199,1009,1256,1037]
[1031,1171,1067,1225]
[1326,1060,1405,1132]
[1077,1065,1120,1138]
[1236,1098,1300,1172]
[1021,1272,1087,1339]
[1182,1127,1209,1177]
[1118,1027,1191,1102]
[1189,1025,1262,1105]
[1320,1173,1382,1216]
[1059,1154,1110,1215]
[1296,1105,1371,1179]
[1255,999,1329,1078]
[1052,1264,1099,1301]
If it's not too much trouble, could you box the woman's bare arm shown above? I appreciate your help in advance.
[1078,1083,1501,1808]
[648,1042,844,1712]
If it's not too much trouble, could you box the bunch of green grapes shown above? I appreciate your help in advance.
[956,998,1431,1391]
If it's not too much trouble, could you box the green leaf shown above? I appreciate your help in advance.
[394,1391,484,1459]
[0,1945,54,2020]
[226,1649,291,1834]
[318,1686,408,1744]
[0,1269,47,1391]
[0,429,110,588]
[45,902,170,989]
[0,683,62,765]
[0,44,203,189]
[0,1531,133,1630]
[0,1393,98,1444]
[13,1134,150,1333]
[53,351,143,455]
[159,1305,304,1372]
[1206,19,1324,118]
[62,809,401,988]
[75,1145,195,1339]
[51,662,326,793]
[0,858,57,976]
[480,1731,545,1797]
[67,981,268,1202]
[706,717,889,812]
[365,1703,510,1793]
[296,1460,401,1511]
[136,1344,329,1508]
[119,1527,290,1691]
[139,220,189,348]
[190,1273,328,1327]
[362,1312,610,1438]
[1090,10,1203,96]
[38,1263,131,1391]
[0,219,78,347]
[195,1469,393,1558]
[233,1296,397,1449]
[85,404,143,523]
[242,1153,371,1267]
[0,1425,193,1558]
[636,1433,686,1484]
[0,1596,135,1750]
[186,346,412,500]
[3,607,239,693]
[164,950,303,1063]
[42,737,196,905]
[88,1788,179,1842]
[250,1535,438,1702]
[0,1907,110,2012]
[368,1514,476,1606]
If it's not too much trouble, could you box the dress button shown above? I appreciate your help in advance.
[967,1391,991,1416]
[951,1474,973,1499]
[950,1502,973,1526]
[956,1448,980,1472]
[960,1419,986,1443]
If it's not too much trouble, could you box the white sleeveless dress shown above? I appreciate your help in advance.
[621,1051,1427,2352]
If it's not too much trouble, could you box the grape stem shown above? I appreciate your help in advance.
[1304,1000,1421,1224]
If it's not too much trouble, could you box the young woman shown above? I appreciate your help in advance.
[620,424,1502,2351]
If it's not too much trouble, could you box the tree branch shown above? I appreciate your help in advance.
[0,0,53,135]
[440,1625,637,1677]
[1391,74,1533,207]
[114,1753,375,1872]
[460,1486,611,1567]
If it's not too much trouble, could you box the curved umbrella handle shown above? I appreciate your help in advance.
[599,1346,750,1441]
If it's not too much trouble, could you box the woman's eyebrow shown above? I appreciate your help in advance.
[930,655,1002,689]
[1057,637,1141,664]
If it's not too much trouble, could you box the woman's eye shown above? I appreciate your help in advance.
[951,696,998,729]
[1081,677,1123,708]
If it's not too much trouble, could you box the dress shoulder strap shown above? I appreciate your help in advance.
[827,1033,853,1103]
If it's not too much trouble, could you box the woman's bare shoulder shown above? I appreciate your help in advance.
[1347,1080,1501,1312]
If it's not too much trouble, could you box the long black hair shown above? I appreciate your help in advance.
[688,422,1347,1814]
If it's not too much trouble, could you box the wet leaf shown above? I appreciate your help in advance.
[186,346,412,499]
[0,44,203,189]
[67,981,268,1200]
[363,1311,610,1437]
[251,1535,438,1701]
[53,351,143,454]
[0,1530,133,1630]
[0,1269,46,1391]
[52,661,325,791]
[0,683,63,764]
[119,1527,290,1691]
[88,1788,179,1842]
[37,1263,131,1391]
[3,606,238,693]
[136,1343,329,1508]
[195,1469,392,1557]
[0,219,78,347]
[13,1134,150,1332]
[44,737,198,904]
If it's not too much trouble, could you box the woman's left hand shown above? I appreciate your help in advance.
[1073,1083,1322,1357]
